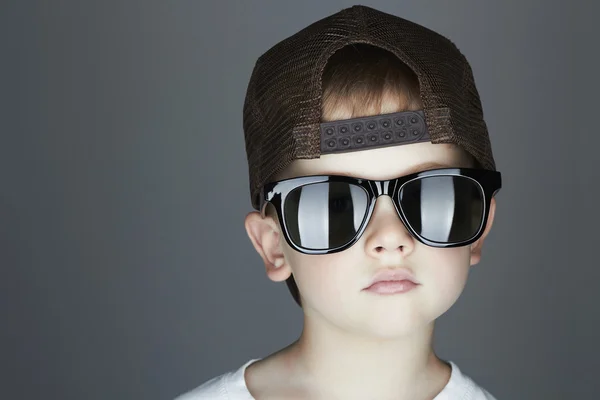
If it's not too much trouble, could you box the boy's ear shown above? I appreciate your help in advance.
[244,211,292,282]
[469,197,497,266]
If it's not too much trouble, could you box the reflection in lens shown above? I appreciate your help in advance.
[284,182,368,250]
[399,176,483,243]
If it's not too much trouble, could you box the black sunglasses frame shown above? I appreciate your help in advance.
[260,168,502,255]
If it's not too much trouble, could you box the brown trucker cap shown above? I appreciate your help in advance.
[243,5,496,209]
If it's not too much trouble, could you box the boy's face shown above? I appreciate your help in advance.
[246,142,496,338]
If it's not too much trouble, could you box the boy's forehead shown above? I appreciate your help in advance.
[279,142,470,181]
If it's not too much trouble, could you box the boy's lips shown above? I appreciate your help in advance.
[362,268,420,294]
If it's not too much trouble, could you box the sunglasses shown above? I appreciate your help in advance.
[259,168,502,255]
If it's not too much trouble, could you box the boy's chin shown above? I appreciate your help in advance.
[315,306,438,340]
[349,319,435,341]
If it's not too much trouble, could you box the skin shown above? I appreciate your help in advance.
[244,142,497,400]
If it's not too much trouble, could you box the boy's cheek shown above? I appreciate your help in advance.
[285,251,360,300]
[420,248,471,298]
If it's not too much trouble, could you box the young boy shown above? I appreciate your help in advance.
[178,5,501,400]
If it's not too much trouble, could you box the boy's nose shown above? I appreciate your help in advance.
[363,196,415,261]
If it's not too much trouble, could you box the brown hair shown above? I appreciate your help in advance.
[321,44,423,120]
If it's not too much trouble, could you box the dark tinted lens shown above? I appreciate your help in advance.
[283,182,369,250]
[399,176,483,243]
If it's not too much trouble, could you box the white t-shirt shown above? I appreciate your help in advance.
[176,359,497,400]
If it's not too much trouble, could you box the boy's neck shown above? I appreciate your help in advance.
[283,315,450,400]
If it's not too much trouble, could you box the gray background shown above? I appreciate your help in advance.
[1,1,598,399]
